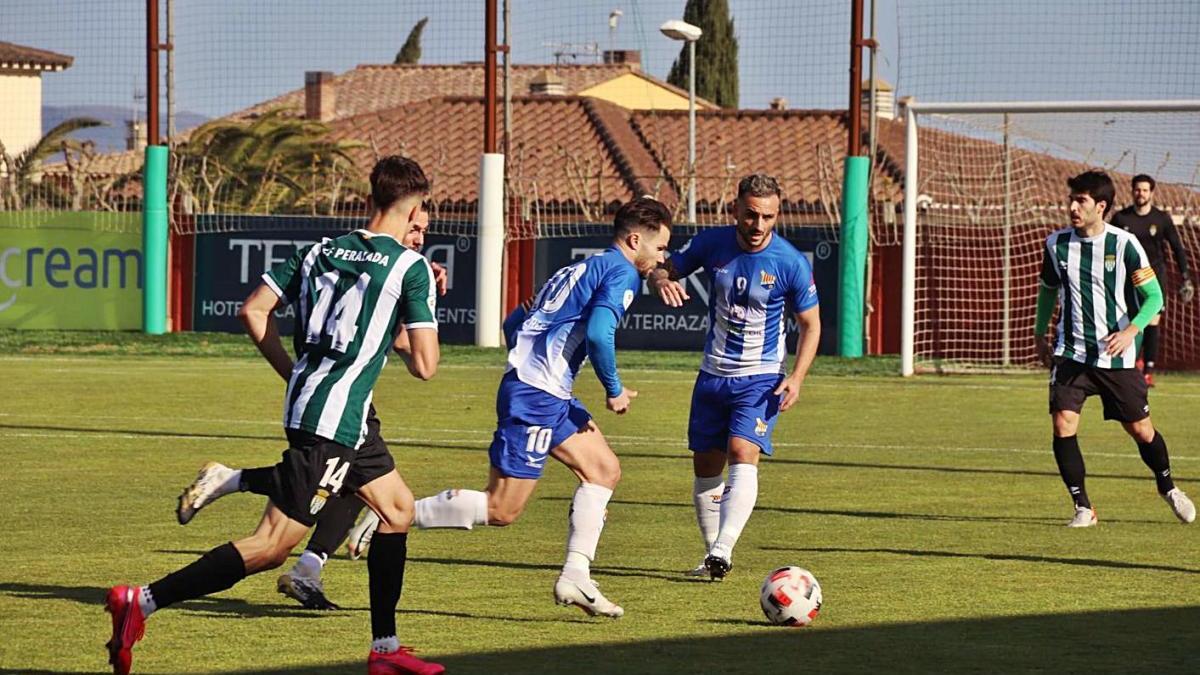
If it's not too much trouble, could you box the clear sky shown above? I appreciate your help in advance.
[3,0,1197,184]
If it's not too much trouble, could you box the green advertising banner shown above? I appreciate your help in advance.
[0,212,143,329]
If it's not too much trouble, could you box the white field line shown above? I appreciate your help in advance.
[0,414,1194,463]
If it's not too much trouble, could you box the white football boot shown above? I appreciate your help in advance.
[176,461,237,525]
[1163,488,1196,524]
[1067,505,1097,528]
[554,575,624,618]
[347,510,381,560]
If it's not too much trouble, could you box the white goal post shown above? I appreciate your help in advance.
[901,99,1200,376]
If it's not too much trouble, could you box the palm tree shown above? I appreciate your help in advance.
[0,117,105,211]
[171,108,365,215]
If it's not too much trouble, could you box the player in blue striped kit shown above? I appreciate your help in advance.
[650,174,821,580]
[404,197,673,617]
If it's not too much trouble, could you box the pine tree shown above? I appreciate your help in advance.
[394,17,428,65]
[666,0,739,108]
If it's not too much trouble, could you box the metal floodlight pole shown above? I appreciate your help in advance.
[146,0,160,145]
[688,39,696,224]
[659,20,702,224]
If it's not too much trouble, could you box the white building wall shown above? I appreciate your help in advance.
[0,71,43,157]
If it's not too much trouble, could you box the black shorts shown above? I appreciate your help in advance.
[268,407,395,526]
[1049,358,1150,423]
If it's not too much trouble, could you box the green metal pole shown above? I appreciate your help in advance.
[142,144,168,334]
[838,155,870,357]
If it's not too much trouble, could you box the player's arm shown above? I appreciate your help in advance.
[398,328,439,380]
[1033,244,1062,366]
[774,306,820,412]
[238,283,294,381]
[392,259,440,380]
[1163,220,1194,302]
[586,305,635,414]
[651,236,708,307]
[502,296,535,350]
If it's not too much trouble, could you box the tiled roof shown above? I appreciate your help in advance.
[630,108,851,220]
[0,41,73,70]
[238,63,716,122]
[327,95,642,212]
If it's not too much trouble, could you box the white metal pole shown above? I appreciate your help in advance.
[905,99,1200,114]
[687,40,696,224]
[901,103,918,377]
[476,153,505,347]
[1001,113,1012,367]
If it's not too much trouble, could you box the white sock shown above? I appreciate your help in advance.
[563,482,613,578]
[413,489,488,529]
[137,585,157,618]
[693,475,725,551]
[292,550,325,578]
[371,635,400,654]
[711,464,758,560]
[221,468,243,495]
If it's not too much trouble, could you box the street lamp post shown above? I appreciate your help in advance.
[660,19,702,224]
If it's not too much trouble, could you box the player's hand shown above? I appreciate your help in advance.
[607,388,637,414]
[653,277,689,307]
[1101,325,1139,356]
[430,261,449,296]
[774,375,803,412]
[1034,335,1052,368]
[1180,279,1195,304]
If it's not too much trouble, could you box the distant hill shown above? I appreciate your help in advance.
[42,105,209,152]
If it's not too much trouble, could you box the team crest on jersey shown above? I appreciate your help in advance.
[310,488,330,515]
[755,417,768,437]
[1150,225,1158,237]
[623,289,634,309]
[759,270,777,288]
[1104,254,1116,272]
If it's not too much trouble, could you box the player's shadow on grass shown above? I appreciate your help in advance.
[617,450,1159,484]
[765,545,1200,575]
[408,555,695,584]
[0,422,277,443]
[543,495,1173,528]
[157,605,1200,674]
[0,582,326,619]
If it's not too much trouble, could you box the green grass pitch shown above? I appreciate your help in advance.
[2,343,1198,673]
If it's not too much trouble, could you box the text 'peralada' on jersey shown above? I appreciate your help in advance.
[263,229,437,448]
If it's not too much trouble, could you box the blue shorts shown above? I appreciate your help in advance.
[489,371,593,479]
[687,371,783,456]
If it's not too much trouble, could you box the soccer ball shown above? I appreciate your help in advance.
[759,566,822,626]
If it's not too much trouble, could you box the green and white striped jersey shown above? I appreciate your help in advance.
[263,229,437,448]
[1039,224,1155,369]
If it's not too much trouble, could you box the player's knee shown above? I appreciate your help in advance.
[586,455,621,488]
[1125,419,1156,443]
[377,501,414,530]
[486,501,524,527]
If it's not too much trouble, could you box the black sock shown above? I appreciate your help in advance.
[240,467,275,496]
[1052,435,1090,508]
[147,542,247,610]
[1137,431,1175,494]
[308,496,365,558]
[368,531,408,640]
[1142,325,1159,373]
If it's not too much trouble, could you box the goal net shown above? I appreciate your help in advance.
[900,102,1200,374]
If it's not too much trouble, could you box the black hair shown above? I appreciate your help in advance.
[369,155,430,213]
[1131,173,1156,192]
[1066,170,1116,218]
[614,196,672,237]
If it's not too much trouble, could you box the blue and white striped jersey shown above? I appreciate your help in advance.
[670,227,818,377]
[507,247,641,399]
